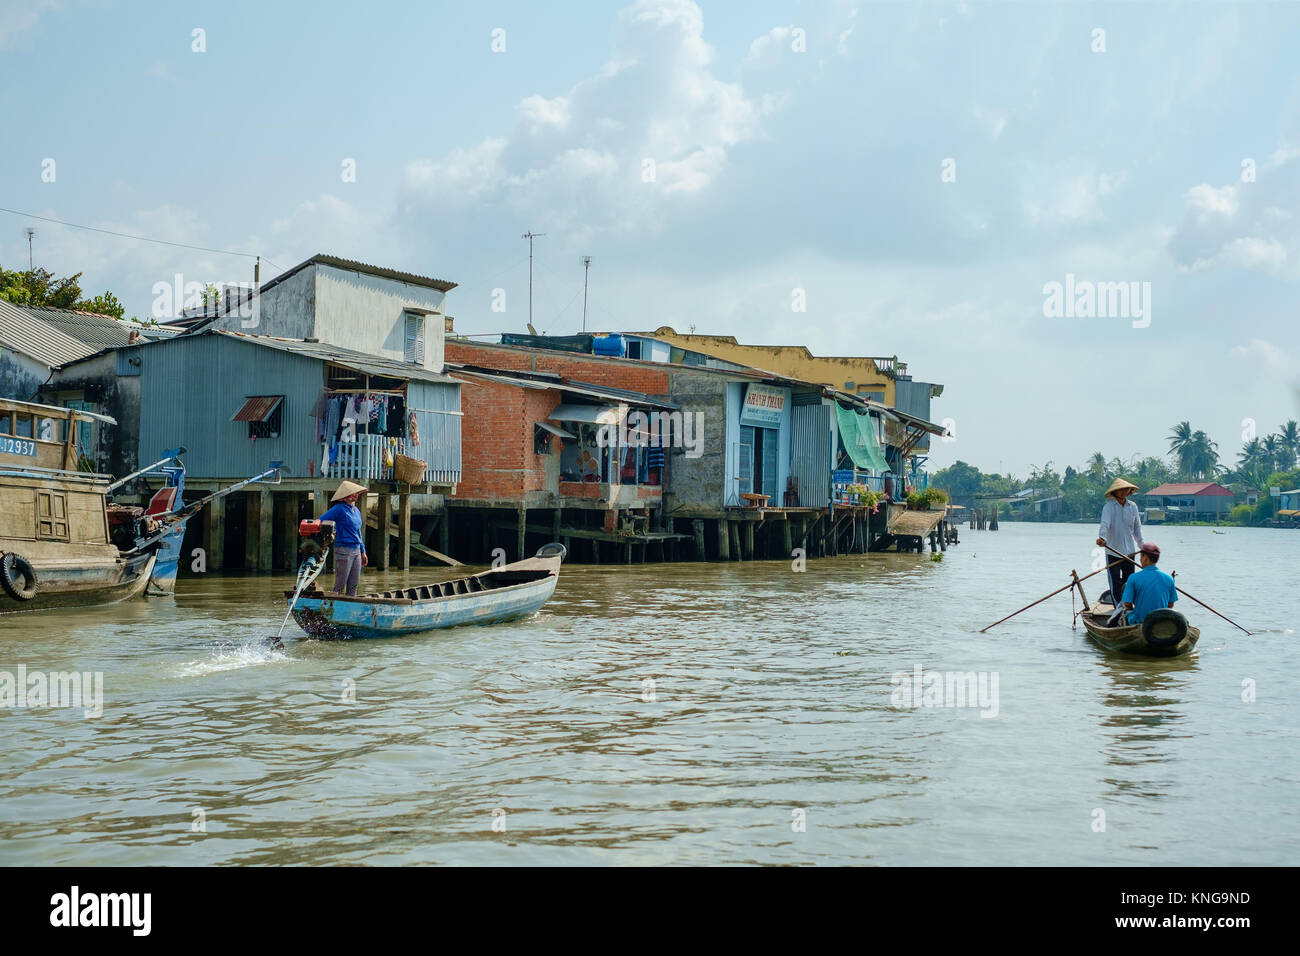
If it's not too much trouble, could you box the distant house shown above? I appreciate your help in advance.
[1143,482,1235,520]
[0,300,173,400]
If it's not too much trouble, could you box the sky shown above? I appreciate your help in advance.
[2,0,1298,478]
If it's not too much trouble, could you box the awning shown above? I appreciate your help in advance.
[549,403,620,425]
[231,395,283,422]
[535,421,577,440]
[835,403,889,471]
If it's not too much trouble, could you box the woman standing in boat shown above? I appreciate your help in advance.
[1096,477,1144,604]
[321,481,368,596]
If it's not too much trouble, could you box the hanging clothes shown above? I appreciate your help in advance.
[385,396,407,437]
[407,412,420,447]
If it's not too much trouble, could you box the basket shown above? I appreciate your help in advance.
[393,453,426,485]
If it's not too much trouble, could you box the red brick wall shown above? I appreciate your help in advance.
[453,379,561,501]
[447,341,670,396]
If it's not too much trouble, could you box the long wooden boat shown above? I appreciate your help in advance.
[1,399,160,616]
[285,546,565,640]
[1080,601,1200,658]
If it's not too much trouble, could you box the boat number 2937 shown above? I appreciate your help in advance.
[0,437,37,457]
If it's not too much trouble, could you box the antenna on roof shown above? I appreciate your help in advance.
[522,231,546,331]
[581,256,592,333]
[24,228,36,270]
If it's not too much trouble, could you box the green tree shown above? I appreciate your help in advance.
[931,460,983,499]
[0,265,124,317]
[1278,421,1300,469]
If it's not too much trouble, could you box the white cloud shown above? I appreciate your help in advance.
[399,0,765,235]
[1169,149,1300,277]
[0,0,56,50]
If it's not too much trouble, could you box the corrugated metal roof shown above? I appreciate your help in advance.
[231,395,284,422]
[213,330,459,384]
[447,364,677,409]
[1144,482,1235,497]
[0,301,99,366]
[259,253,457,296]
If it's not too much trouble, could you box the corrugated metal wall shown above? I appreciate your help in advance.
[138,336,324,478]
[406,380,462,484]
[893,379,934,452]
[790,403,831,508]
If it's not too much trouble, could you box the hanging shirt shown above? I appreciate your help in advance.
[1098,497,1144,556]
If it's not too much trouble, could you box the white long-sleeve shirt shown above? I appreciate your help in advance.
[1098,497,1144,555]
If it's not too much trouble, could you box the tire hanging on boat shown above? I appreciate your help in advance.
[1142,609,1188,647]
[0,552,39,601]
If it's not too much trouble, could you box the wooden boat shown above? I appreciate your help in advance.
[285,545,565,640]
[1,399,159,615]
[1080,600,1200,658]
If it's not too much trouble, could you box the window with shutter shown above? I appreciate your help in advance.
[404,314,425,364]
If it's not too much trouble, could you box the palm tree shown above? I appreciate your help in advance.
[1262,435,1285,473]
[1168,421,1195,477]
[1238,438,1264,467]
[1186,430,1219,480]
[1088,452,1106,479]
[1279,420,1300,469]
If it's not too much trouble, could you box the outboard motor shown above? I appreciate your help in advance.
[298,519,335,562]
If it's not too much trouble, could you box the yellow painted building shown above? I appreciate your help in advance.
[646,326,903,405]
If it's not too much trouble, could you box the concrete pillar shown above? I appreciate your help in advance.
[203,491,224,572]
[517,505,527,561]
[279,491,300,570]
[258,487,273,572]
[243,493,258,570]
[398,493,412,570]
[375,492,391,570]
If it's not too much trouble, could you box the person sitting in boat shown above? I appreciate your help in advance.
[320,481,368,596]
[1119,542,1177,625]
[1096,477,1144,604]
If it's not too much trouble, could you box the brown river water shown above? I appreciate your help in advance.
[1,523,1296,865]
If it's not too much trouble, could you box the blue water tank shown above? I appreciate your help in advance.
[592,333,626,357]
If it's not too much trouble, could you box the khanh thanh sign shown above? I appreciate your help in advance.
[740,384,787,428]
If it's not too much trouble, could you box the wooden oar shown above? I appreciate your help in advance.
[979,556,1130,633]
[1101,544,1252,636]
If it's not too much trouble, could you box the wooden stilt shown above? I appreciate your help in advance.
[517,505,527,561]
[375,492,391,570]
[203,491,224,571]
[717,518,730,561]
[741,521,754,560]
[729,520,742,561]
[693,519,706,560]
[398,493,412,570]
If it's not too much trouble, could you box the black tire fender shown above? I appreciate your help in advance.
[1142,608,1188,647]
[536,542,568,561]
[0,552,39,601]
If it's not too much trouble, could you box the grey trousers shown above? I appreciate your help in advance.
[334,547,363,596]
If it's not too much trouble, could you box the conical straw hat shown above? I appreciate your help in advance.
[331,480,368,502]
[1105,477,1138,498]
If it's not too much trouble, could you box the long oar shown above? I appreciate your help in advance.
[1101,544,1252,636]
[979,556,1131,633]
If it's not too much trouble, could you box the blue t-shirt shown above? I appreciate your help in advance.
[320,502,365,553]
[1121,565,1176,625]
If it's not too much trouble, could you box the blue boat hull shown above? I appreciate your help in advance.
[290,573,558,640]
[146,517,189,595]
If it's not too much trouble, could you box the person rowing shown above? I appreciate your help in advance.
[1096,477,1143,605]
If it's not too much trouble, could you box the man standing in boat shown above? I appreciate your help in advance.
[321,481,368,596]
[1096,477,1144,604]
